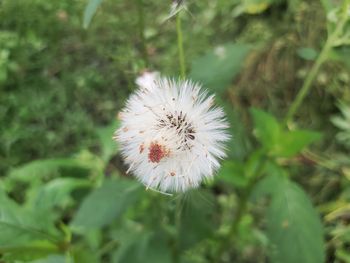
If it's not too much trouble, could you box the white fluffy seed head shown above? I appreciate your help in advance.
[114,73,230,193]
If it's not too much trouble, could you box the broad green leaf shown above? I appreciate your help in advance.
[0,188,59,248]
[218,161,248,188]
[250,108,280,149]
[274,130,322,157]
[32,178,91,210]
[71,178,141,230]
[267,178,325,263]
[83,0,104,29]
[190,43,251,93]
[251,162,287,201]
[0,195,60,262]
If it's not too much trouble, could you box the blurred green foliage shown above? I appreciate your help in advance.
[1,0,350,262]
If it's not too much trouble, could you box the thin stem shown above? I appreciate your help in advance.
[176,12,186,79]
[172,196,182,263]
[137,0,148,65]
[284,3,349,125]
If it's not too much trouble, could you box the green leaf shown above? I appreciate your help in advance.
[30,254,66,263]
[297,47,318,61]
[190,43,251,93]
[112,223,172,263]
[31,177,92,211]
[1,241,59,262]
[83,0,104,29]
[250,108,280,149]
[251,162,287,201]
[0,188,59,248]
[274,130,322,157]
[72,246,99,263]
[96,120,119,162]
[267,178,325,263]
[71,178,141,230]
[7,158,88,183]
[218,161,248,188]
[250,108,321,157]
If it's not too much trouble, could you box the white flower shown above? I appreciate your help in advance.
[114,76,230,193]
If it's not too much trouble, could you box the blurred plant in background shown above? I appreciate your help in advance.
[1,0,350,262]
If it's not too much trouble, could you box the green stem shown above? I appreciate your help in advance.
[176,12,186,79]
[137,0,148,65]
[172,196,182,263]
[284,3,349,125]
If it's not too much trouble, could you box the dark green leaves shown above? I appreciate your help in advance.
[71,179,141,230]
[83,0,104,29]
[190,43,251,93]
[250,108,321,157]
[266,177,325,263]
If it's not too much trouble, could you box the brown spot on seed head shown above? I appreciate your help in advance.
[148,142,169,163]
[170,172,176,176]
[139,130,145,134]
[123,127,128,132]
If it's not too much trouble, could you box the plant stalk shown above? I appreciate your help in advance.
[176,12,186,79]
[137,0,148,65]
[284,3,350,124]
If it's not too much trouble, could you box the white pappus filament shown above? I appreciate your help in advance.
[114,72,230,193]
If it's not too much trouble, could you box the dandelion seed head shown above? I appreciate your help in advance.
[115,74,230,193]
